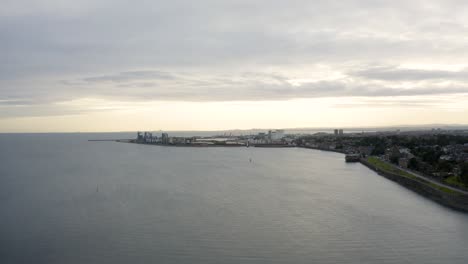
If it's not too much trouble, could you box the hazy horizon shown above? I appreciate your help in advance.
[2,123,468,134]
[1,1,468,132]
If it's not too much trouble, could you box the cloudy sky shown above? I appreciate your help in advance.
[1,0,468,132]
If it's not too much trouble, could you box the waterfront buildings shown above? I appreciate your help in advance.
[334,129,344,136]
[133,130,292,147]
[161,133,169,145]
[268,130,284,141]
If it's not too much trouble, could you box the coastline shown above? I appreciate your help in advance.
[115,139,295,148]
[114,139,468,212]
[302,145,468,212]
[360,157,468,212]
[300,146,346,154]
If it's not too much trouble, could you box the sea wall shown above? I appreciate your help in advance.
[360,159,468,212]
[300,146,346,154]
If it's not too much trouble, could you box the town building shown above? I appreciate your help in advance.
[268,130,285,141]
[161,133,169,145]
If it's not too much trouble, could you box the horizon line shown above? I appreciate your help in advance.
[1,123,468,134]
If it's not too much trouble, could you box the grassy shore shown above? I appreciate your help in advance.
[365,157,461,195]
[445,176,468,190]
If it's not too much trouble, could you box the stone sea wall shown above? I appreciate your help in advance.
[360,159,468,212]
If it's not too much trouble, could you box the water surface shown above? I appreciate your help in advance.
[1,134,467,263]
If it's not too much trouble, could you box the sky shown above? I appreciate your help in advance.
[1,0,468,132]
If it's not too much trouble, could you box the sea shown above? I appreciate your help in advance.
[1,133,468,264]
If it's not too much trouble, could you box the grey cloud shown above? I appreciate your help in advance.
[3,69,468,118]
[0,103,125,118]
[4,68,468,109]
[333,102,434,109]
[3,0,468,80]
[56,71,468,102]
[352,66,468,81]
[82,71,175,83]
[332,95,468,109]
[2,0,468,118]
[0,99,35,106]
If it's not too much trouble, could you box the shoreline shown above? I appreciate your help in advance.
[116,139,295,148]
[113,139,468,212]
[360,157,468,212]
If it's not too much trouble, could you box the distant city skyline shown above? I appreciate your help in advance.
[1,1,468,132]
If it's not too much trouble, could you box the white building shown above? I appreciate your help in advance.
[269,130,285,141]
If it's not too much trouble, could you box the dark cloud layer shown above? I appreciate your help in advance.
[52,71,468,102]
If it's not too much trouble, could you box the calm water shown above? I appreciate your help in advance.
[1,133,468,264]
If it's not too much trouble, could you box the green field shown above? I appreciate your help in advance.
[366,157,418,179]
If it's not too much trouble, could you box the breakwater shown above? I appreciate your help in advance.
[360,158,468,212]
[300,146,346,154]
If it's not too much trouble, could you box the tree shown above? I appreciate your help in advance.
[408,158,419,170]
[371,143,386,155]
[421,148,442,165]
[390,156,399,164]
[460,162,468,185]
[438,160,454,172]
